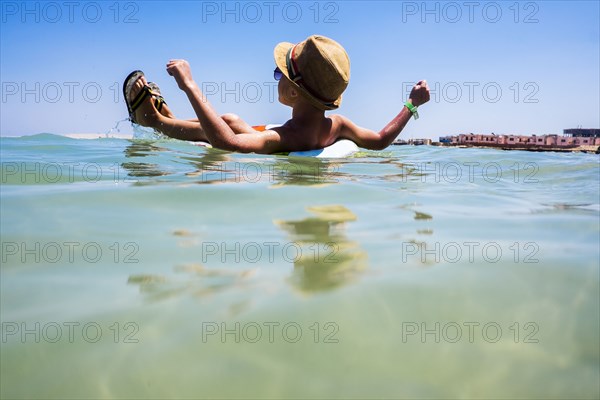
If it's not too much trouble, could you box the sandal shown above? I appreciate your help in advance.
[146,82,167,114]
[123,70,168,123]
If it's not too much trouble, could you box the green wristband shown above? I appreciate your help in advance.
[405,101,419,120]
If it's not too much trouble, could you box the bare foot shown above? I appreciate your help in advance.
[156,100,176,119]
[128,76,161,127]
[147,81,176,119]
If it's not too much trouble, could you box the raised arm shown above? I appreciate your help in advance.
[167,59,283,153]
[340,81,430,150]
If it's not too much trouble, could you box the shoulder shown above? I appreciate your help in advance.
[329,114,358,134]
[329,114,349,124]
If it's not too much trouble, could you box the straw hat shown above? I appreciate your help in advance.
[274,35,350,110]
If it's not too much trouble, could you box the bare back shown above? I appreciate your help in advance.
[269,114,346,152]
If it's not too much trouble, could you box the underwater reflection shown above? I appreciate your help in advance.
[179,147,241,184]
[395,204,436,264]
[121,162,171,177]
[532,203,599,216]
[275,205,368,293]
[124,140,169,158]
[270,157,344,187]
[127,263,256,304]
[179,150,347,186]
[126,203,367,305]
[121,140,172,177]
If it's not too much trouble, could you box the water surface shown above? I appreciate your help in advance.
[1,134,598,399]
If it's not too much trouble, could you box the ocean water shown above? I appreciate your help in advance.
[1,133,599,399]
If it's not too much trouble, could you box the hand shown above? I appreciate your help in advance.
[166,59,195,91]
[408,80,430,107]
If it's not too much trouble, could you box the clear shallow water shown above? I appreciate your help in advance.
[1,133,599,399]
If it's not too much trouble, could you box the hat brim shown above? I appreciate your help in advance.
[274,41,341,111]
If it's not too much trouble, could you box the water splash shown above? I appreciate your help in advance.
[105,118,166,140]
[131,122,166,140]
[105,118,130,137]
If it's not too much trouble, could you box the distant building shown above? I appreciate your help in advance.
[392,138,432,146]
[563,128,600,138]
[437,131,600,150]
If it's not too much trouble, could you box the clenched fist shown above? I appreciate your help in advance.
[167,59,195,91]
[409,80,430,107]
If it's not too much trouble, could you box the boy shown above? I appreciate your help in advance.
[123,35,430,154]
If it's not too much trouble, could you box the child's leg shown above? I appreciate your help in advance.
[130,78,255,142]
[153,114,255,141]
[179,115,254,133]
[221,113,256,134]
[154,116,210,142]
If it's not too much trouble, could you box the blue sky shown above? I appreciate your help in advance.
[1,0,599,139]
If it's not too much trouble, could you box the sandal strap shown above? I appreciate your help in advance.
[154,96,166,112]
[147,82,167,111]
[126,81,167,123]
[129,85,151,115]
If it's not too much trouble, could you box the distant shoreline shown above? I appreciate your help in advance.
[430,142,600,154]
[430,129,600,154]
[4,133,600,154]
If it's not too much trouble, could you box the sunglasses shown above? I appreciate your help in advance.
[274,67,283,81]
